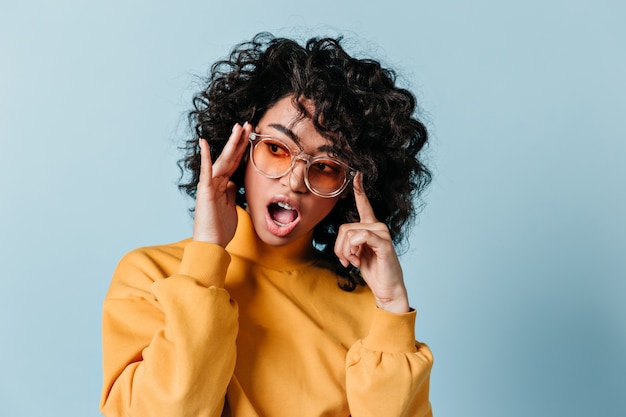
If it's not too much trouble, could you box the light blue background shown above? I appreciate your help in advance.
[1,1,624,416]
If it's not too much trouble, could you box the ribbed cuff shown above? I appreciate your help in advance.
[179,240,231,287]
[362,308,418,353]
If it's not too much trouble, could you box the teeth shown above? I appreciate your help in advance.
[277,201,294,210]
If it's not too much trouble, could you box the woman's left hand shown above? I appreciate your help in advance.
[334,173,411,314]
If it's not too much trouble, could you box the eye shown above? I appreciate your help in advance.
[264,140,290,157]
[311,160,342,174]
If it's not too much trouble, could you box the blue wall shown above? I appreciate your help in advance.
[1,1,624,416]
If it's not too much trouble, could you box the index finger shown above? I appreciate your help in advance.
[354,172,377,223]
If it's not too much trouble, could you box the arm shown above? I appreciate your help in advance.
[100,242,238,417]
[101,123,252,416]
[345,309,433,417]
[335,173,433,415]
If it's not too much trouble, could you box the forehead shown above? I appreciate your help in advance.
[258,97,334,152]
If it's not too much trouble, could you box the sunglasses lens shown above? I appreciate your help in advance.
[252,139,293,176]
[250,137,350,197]
[307,159,347,196]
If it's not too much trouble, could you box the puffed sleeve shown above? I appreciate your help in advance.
[99,241,238,417]
[345,308,433,417]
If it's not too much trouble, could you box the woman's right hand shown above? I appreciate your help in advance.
[193,122,252,247]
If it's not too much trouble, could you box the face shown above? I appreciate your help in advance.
[244,96,344,247]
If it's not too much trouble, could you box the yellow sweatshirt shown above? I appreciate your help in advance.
[100,207,433,417]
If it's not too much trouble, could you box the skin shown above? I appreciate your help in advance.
[193,96,410,314]
[243,97,341,248]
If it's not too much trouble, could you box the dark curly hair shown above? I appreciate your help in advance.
[179,32,431,290]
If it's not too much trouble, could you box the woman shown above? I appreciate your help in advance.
[100,32,433,417]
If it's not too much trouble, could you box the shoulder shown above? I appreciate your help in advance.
[295,263,378,341]
[118,239,189,271]
[107,239,190,298]
[303,261,376,308]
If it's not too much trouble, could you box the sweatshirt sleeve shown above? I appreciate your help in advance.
[345,308,434,417]
[99,241,238,417]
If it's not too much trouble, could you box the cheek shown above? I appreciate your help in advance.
[244,162,267,194]
[304,196,340,222]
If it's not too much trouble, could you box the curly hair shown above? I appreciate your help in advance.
[178,32,431,290]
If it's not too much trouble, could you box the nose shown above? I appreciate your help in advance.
[281,158,308,194]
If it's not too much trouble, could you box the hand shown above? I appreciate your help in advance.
[334,173,410,313]
[193,122,252,247]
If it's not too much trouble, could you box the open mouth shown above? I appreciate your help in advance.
[268,201,299,226]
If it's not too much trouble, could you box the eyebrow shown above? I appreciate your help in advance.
[267,123,336,154]
[267,123,301,145]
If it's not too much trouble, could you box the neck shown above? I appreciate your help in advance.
[226,207,317,269]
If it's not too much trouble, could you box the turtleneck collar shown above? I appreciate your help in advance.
[225,206,318,270]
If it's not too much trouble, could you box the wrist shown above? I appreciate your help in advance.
[375,292,410,314]
[376,300,410,314]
